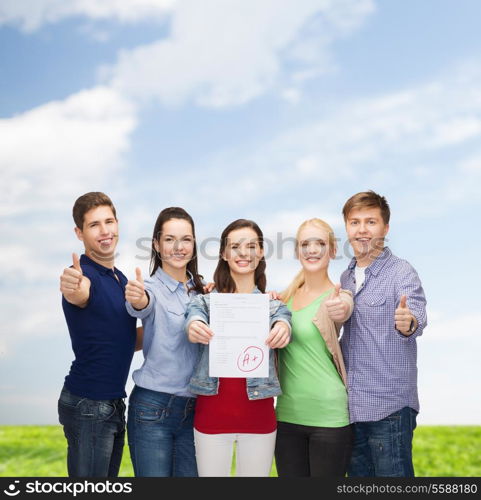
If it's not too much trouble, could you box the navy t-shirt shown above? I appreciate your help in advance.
[62,254,136,399]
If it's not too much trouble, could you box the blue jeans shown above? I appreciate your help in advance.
[348,406,418,477]
[57,386,126,477]
[127,385,198,477]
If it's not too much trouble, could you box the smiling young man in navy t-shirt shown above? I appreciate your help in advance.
[58,192,138,477]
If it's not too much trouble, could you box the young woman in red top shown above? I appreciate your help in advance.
[186,219,292,476]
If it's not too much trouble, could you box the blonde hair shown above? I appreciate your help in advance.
[280,218,337,304]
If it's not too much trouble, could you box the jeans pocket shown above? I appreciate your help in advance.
[58,397,79,413]
[97,401,117,421]
[73,399,114,421]
[134,403,167,425]
[58,399,73,426]
[58,394,85,425]
[368,416,403,477]
[59,387,84,408]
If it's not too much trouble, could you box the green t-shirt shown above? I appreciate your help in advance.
[275,290,349,427]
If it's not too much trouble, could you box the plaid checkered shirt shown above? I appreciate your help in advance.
[340,247,427,423]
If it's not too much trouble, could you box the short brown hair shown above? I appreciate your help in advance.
[72,192,117,229]
[342,190,390,224]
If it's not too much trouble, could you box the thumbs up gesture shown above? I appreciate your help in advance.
[125,267,148,310]
[325,284,349,322]
[395,295,416,336]
[60,253,90,306]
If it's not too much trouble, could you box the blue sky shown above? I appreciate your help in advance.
[1,0,480,426]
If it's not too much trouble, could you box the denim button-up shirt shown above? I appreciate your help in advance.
[126,267,200,397]
[340,247,427,423]
[185,288,292,400]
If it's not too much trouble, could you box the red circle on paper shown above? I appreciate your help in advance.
[237,346,264,372]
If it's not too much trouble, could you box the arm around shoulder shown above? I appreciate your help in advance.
[185,293,210,331]
[269,299,292,341]
[185,294,212,344]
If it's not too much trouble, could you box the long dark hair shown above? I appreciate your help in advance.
[150,207,204,295]
[213,219,266,293]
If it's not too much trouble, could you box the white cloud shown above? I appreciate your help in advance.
[0,288,66,357]
[424,311,481,340]
[245,62,481,208]
[176,63,481,211]
[427,117,481,148]
[459,152,481,172]
[0,86,138,354]
[118,60,481,228]
[2,1,481,427]
[0,86,137,217]
[78,57,481,241]
[280,88,302,105]
[0,0,175,32]
[105,0,375,107]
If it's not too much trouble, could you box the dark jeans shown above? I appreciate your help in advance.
[57,386,126,477]
[274,421,353,477]
[348,406,418,477]
[127,385,198,477]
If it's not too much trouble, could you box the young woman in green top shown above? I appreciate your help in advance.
[274,218,354,477]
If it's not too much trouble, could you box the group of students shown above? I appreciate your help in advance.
[58,190,427,478]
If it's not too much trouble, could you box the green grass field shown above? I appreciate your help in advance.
[0,426,479,477]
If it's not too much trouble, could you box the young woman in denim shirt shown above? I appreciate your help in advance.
[124,207,205,477]
[274,218,354,477]
[185,219,292,477]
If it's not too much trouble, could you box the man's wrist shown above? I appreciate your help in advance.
[396,315,417,336]
[400,316,417,336]
[407,316,417,334]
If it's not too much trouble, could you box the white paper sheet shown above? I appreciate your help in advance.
[209,293,270,378]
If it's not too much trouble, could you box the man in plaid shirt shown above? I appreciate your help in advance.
[340,191,427,477]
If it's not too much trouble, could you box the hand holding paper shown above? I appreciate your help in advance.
[188,320,214,345]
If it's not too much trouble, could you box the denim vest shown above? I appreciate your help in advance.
[185,289,292,400]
